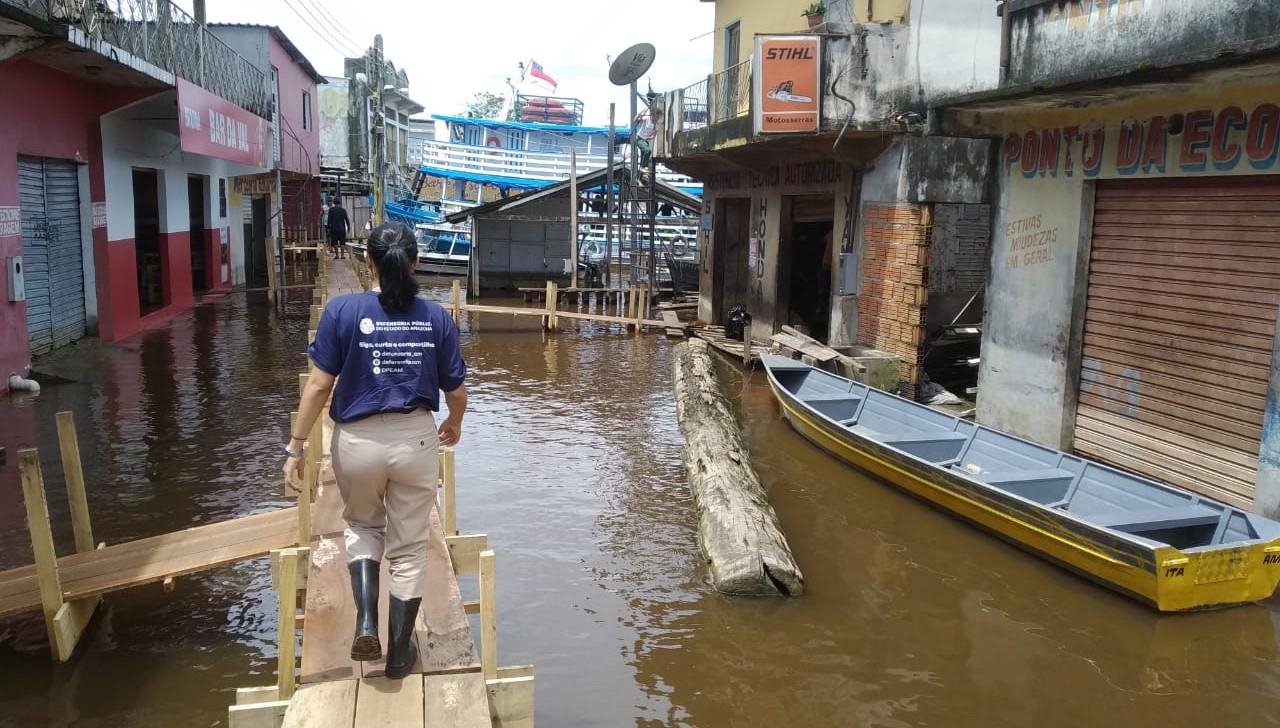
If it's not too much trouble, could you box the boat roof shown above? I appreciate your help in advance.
[443,163,703,224]
[432,114,631,139]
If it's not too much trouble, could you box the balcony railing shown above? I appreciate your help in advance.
[664,58,752,137]
[50,0,269,117]
[0,0,51,22]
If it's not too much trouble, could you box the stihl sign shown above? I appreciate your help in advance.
[754,36,822,134]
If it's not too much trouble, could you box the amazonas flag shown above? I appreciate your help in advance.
[529,60,557,91]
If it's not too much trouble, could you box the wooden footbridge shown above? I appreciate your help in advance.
[1,256,534,727]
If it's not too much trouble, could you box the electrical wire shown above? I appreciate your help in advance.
[294,0,362,56]
[280,0,359,59]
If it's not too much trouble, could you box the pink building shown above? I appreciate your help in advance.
[209,24,326,288]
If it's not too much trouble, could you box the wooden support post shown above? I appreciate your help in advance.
[441,446,457,536]
[451,279,462,324]
[543,281,555,331]
[19,448,97,662]
[54,412,94,553]
[549,281,559,331]
[275,547,300,701]
[479,549,497,680]
[265,236,278,304]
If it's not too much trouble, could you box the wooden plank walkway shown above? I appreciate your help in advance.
[0,507,298,616]
[255,256,501,727]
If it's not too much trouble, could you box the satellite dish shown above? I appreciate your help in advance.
[609,43,656,86]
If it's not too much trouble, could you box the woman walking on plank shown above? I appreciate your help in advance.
[284,221,467,679]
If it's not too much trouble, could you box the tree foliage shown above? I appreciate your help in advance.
[465,91,506,119]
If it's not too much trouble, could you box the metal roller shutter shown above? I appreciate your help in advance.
[1076,176,1280,508]
[43,161,85,348]
[18,158,51,355]
[18,157,86,356]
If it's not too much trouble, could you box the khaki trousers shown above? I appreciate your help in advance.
[331,409,439,600]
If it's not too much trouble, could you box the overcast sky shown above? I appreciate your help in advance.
[189,0,716,125]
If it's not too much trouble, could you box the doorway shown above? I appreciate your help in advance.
[243,195,269,287]
[133,168,163,313]
[712,197,751,326]
[188,175,208,292]
[783,194,834,342]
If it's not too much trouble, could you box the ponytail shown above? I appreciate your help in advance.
[367,222,419,312]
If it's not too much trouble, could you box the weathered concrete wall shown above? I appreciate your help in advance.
[1007,0,1280,87]
[823,2,1001,126]
[976,172,1092,448]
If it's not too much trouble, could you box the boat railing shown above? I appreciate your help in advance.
[419,140,612,182]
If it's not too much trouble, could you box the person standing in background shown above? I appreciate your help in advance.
[328,199,351,260]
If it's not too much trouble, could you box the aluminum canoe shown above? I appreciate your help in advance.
[761,354,1280,611]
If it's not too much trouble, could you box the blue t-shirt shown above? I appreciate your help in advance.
[308,292,467,423]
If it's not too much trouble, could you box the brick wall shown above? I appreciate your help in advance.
[859,203,930,398]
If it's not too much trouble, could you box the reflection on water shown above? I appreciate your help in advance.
[1,279,1279,727]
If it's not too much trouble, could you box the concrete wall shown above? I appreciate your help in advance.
[822,0,1001,126]
[1006,0,1280,87]
[713,0,813,72]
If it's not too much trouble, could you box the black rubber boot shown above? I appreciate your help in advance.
[384,595,421,680]
[348,560,382,661]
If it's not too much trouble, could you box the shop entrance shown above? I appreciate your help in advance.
[782,195,834,342]
[243,195,269,287]
[188,175,208,292]
[133,168,163,313]
[711,197,751,325]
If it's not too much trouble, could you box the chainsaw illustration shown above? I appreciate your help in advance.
[765,81,813,103]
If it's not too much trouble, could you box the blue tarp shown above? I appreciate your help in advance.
[432,114,631,139]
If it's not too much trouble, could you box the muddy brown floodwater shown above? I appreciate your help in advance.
[1,275,1279,727]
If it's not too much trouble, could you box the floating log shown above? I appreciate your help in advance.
[672,338,804,596]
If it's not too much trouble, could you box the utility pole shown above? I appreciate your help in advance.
[605,103,615,288]
[370,35,386,226]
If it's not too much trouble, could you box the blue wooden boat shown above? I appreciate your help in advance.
[761,354,1280,611]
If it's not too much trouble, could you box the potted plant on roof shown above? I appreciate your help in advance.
[802,2,826,29]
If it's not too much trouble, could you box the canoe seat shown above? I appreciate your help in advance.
[803,396,863,422]
[1092,505,1222,533]
[874,432,969,464]
[966,468,1076,505]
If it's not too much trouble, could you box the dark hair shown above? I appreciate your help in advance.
[367,222,419,312]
